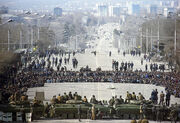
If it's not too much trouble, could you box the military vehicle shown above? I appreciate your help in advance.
[0,99,179,122]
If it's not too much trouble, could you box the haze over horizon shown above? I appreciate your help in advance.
[0,0,164,11]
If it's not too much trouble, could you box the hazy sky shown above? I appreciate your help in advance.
[0,0,174,11]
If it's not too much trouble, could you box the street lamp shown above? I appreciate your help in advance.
[0,19,14,51]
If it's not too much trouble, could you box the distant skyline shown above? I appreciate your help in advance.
[0,0,178,11]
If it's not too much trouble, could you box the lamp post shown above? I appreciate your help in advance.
[174,18,176,55]
[0,19,14,51]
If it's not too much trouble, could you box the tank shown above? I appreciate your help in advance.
[50,100,112,119]
[115,100,154,119]
[0,102,44,121]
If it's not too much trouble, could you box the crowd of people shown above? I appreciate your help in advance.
[0,49,180,105]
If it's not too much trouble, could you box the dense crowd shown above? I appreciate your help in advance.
[0,49,180,104]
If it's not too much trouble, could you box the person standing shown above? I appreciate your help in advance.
[78,105,81,122]
[91,104,96,120]
[166,91,171,106]
[145,64,148,71]
[159,91,165,105]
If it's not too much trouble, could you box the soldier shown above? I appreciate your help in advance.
[20,105,26,122]
[14,91,20,102]
[140,103,143,118]
[130,119,137,123]
[96,108,103,119]
[57,94,61,103]
[90,95,98,104]
[63,93,69,102]
[125,91,132,103]
[83,96,88,103]
[78,105,81,122]
[141,116,149,123]
[20,94,26,103]
[137,119,142,123]
[91,104,96,120]
[137,93,144,101]
[132,92,137,100]
[109,96,115,106]
[151,105,157,121]
[114,96,120,107]
[33,97,39,106]
[51,95,57,105]
[68,92,73,100]
[159,91,164,105]
[8,94,15,104]
[44,102,50,118]
[170,106,178,123]
[119,96,124,104]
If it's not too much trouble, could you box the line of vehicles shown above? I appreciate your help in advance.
[0,98,179,122]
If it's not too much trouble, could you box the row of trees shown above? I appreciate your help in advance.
[137,17,180,71]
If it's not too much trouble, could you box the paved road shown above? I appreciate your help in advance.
[33,119,173,123]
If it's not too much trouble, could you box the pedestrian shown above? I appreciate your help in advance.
[159,91,165,105]
[145,64,148,71]
[166,91,171,106]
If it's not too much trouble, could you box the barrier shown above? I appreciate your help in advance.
[7,113,12,122]
[16,112,22,121]
[26,113,32,122]
[2,113,7,122]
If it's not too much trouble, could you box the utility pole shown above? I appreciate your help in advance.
[75,35,77,50]
[141,28,143,53]
[8,30,10,51]
[31,27,33,48]
[20,30,22,49]
[150,27,152,52]
[174,18,176,55]
[146,28,148,54]
[37,27,39,40]
[157,17,160,53]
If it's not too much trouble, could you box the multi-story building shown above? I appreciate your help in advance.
[147,5,158,15]
[54,7,62,17]
[109,6,121,17]
[97,4,108,16]
[128,4,140,15]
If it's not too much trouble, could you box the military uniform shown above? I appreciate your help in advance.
[138,93,144,101]
[57,94,61,103]
[91,105,96,120]
[137,119,142,123]
[20,95,26,102]
[51,96,57,104]
[130,119,137,123]
[119,96,124,104]
[141,118,149,123]
[44,102,49,117]
[90,95,98,104]
[109,97,114,106]
[170,108,178,122]
[83,96,88,103]
[126,92,131,103]
[9,94,15,104]
[132,93,136,100]
[33,97,39,106]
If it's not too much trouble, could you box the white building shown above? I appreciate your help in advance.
[109,5,121,17]
[97,4,108,17]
